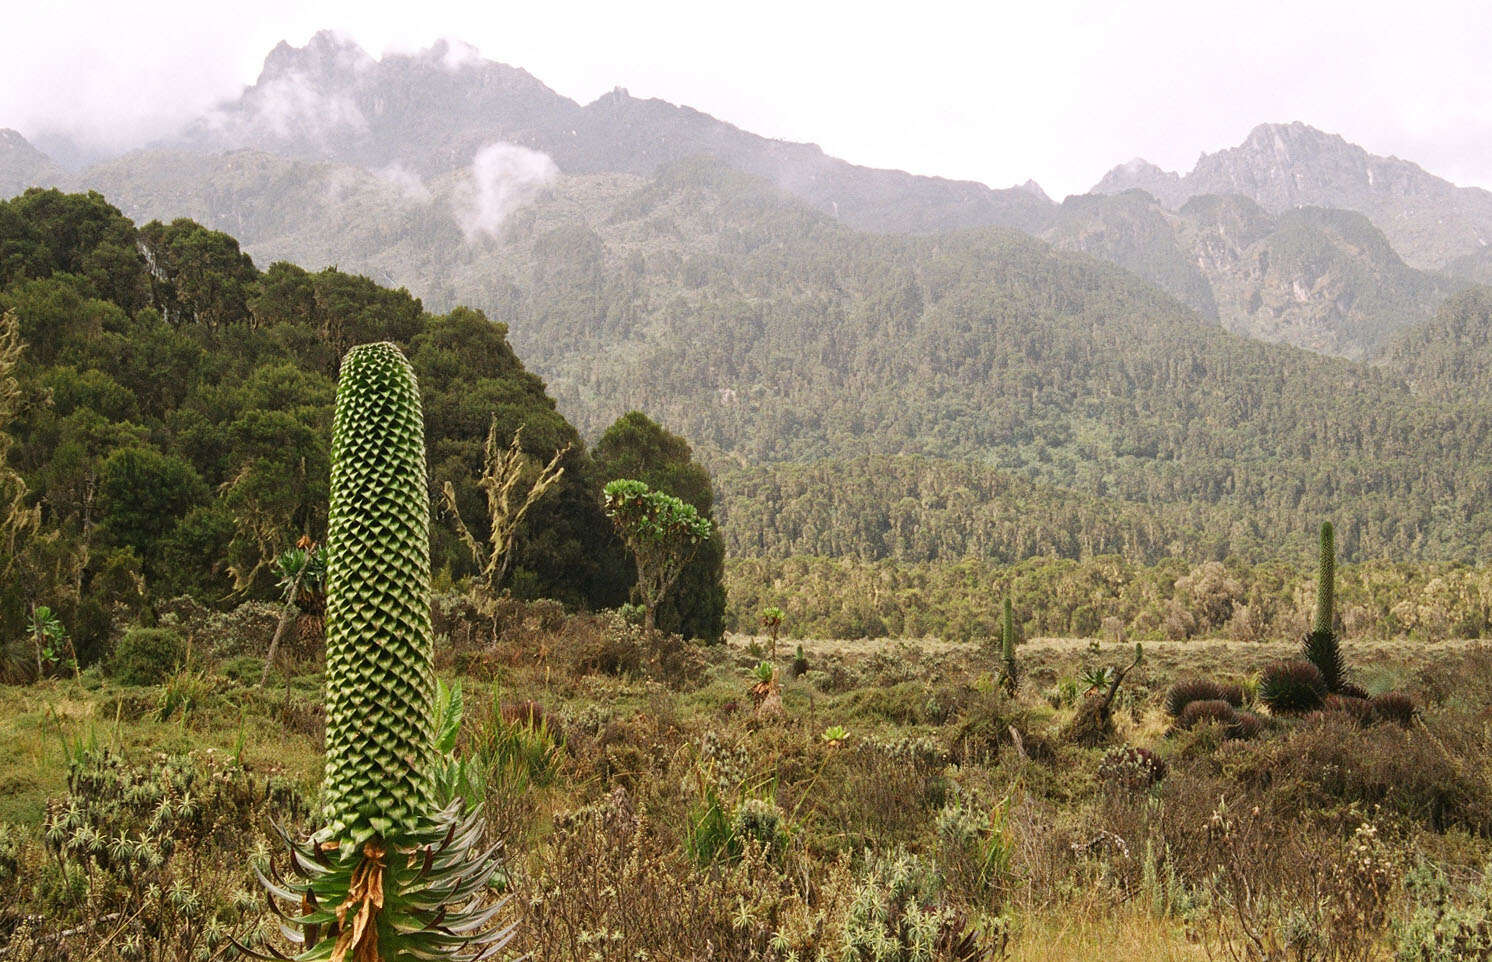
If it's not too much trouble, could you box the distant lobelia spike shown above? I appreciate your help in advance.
[1302,520,1344,693]
[240,342,511,962]
[1000,596,1019,695]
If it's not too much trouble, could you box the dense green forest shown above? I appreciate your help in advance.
[719,455,1243,563]
[726,553,1492,643]
[70,152,1492,561]
[464,161,1492,561]
[0,188,727,660]
[11,184,1492,666]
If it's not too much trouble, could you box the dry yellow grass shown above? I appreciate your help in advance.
[1006,907,1208,961]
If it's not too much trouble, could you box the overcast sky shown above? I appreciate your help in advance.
[4,0,1491,198]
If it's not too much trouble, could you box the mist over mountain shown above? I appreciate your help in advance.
[0,128,61,198]
[1093,122,1492,273]
[4,33,1490,375]
[167,31,1054,236]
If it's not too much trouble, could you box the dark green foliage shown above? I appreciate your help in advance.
[0,190,622,616]
[603,478,714,635]
[106,627,186,686]
[1303,629,1346,692]
[791,643,809,678]
[1259,660,1328,715]
[594,411,725,642]
[1315,522,1336,636]
[1165,678,1244,718]
[1179,699,1237,730]
[95,445,208,580]
[1304,521,1346,692]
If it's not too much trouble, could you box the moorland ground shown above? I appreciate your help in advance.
[2,596,1489,960]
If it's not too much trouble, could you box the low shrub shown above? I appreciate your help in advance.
[1321,694,1371,724]
[1165,678,1244,718]
[1179,699,1237,730]
[1098,745,1168,791]
[1229,710,1266,740]
[106,627,186,686]
[1259,660,1327,715]
[1369,692,1416,727]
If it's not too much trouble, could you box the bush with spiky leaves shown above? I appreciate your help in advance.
[1303,521,1345,692]
[1259,659,1328,715]
[244,343,509,962]
[1179,699,1237,730]
[1165,678,1244,718]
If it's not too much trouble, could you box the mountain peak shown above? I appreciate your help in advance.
[1016,179,1051,202]
[1238,121,1355,162]
[1091,157,1184,205]
[258,30,374,85]
[0,128,61,196]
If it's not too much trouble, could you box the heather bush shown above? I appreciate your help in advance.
[1370,692,1416,727]
[106,626,186,686]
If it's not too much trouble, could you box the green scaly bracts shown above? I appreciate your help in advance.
[320,341,437,848]
[244,342,510,961]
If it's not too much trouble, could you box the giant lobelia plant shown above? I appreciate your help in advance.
[244,342,510,961]
[1302,521,1345,693]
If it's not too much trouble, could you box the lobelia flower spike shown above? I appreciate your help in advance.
[1302,520,1344,693]
[240,342,512,962]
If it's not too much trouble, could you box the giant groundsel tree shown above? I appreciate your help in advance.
[245,342,508,961]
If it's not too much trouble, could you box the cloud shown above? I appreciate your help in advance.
[453,143,556,240]
[374,163,432,203]
[435,38,483,71]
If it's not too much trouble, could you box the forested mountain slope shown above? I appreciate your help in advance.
[0,188,642,653]
[44,154,1492,561]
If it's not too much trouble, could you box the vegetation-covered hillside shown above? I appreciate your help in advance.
[0,188,735,661]
[23,162,1492,563]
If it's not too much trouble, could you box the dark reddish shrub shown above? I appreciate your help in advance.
[1369,692,1415,727]
[1179,699,1238,730]
[1228,710,1265,740]
[1165,678,1245,718]
[1322,694,1371,724]
[1259,660,1327,715]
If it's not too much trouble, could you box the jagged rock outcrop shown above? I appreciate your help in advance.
[1091,122,1492,271]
